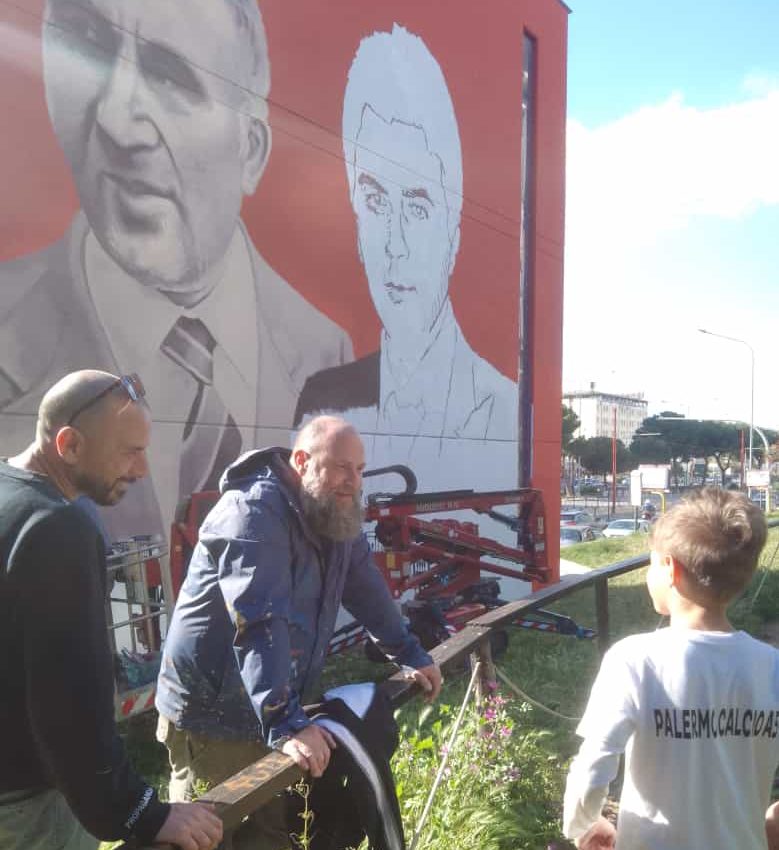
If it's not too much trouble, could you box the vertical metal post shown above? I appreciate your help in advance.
[611,406,617,516]
[137,546,156,651]
[595,578,610,657]
[749,345,755,474]
[128,542,138,654]
[697,329,755,476]
[158,549,176,639]
[740,429,746,489]
[473,638,497,710]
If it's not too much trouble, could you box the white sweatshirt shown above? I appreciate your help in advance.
[564,628,779,850]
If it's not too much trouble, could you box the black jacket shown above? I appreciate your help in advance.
[303,683,405,850]
[0,462,169,842]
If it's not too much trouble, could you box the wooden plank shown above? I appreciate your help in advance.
[470,554,650,629]
[378,624,492,710]
[428,623,491,670]
[129,753,303,850]
[197,750,301,831]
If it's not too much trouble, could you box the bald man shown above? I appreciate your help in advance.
[156,416,441,849]
[0,371,222,850]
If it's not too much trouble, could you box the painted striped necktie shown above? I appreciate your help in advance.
[160,316,242,497]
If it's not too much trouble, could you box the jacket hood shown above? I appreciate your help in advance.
[218,446,292,493]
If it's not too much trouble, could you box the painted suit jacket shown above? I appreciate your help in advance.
[0,214,353,541]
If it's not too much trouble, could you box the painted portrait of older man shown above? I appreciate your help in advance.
[0,0,353,538]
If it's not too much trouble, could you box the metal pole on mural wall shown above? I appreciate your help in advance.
[517,34,536,492]
[611,407,617,516]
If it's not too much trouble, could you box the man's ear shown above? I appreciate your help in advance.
[241,116,271,196]
[291,448,310,476]
[55,426,82,466]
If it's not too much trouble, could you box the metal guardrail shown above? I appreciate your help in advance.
[126,552,653,849]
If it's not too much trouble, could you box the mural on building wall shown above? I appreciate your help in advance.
[294,25,518,493]
[0,0,353,539]
[0,0,536,543]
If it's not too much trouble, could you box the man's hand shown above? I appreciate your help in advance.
[154,802,223,850]
[575,816,616,849]
[404,663,443,703]
[281,724,337,778]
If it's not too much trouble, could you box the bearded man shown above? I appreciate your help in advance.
[155,415,440,850]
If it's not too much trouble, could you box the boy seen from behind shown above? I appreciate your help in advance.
[563,487,777,849]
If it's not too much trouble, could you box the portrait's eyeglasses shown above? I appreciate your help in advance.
[66,373,146,426]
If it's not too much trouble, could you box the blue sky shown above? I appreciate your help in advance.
[568,0,779,124]
[563,0,779,430]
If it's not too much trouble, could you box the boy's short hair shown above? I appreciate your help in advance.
[651,486,767,602]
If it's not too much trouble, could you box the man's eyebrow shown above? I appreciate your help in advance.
[403,187,434,204]
[358,173,388,194]
[137,37,205,93]
[51,0,100,16]
[48,0,107,28]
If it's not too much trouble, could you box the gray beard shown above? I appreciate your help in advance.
[299,486,364,541]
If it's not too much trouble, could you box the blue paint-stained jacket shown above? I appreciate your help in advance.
[155,447,431,745]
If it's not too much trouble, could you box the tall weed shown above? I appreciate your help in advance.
[393,693,563,850]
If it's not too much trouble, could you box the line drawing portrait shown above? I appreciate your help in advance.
[295,23,518,492]
[0,0,353,540]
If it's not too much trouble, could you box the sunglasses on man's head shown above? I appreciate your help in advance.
[67,373,146,426]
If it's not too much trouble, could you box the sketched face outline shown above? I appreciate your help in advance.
[42,0,267,294]
[351,108,460,339]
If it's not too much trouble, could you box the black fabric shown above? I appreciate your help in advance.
[293,351,380,427]
[0,462,169,842]
[296,688,405,850]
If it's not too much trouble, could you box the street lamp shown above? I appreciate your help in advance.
[698,329,755,473]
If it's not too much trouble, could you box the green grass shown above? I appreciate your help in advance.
[559,532,651,568]
[109,524,779,849]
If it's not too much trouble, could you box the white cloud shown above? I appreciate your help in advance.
[566,90,779,248]
[743,73,779,98]
[563,87,779,428]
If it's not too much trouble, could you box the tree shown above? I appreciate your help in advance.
[635,414,743,485]
[695,420,740,485]
[571,436,634,479]
[638,413,699,464]
[561,405,580,452]
[629,435,671,465]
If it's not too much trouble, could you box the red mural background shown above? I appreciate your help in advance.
[0,0,566,568]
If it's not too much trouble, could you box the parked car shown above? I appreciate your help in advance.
[602,518,651,538]
[560,510,594,526]
[560,525,598,548]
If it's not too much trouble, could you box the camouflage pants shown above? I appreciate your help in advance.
[156,715,292,850]
[0,788,98,850]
